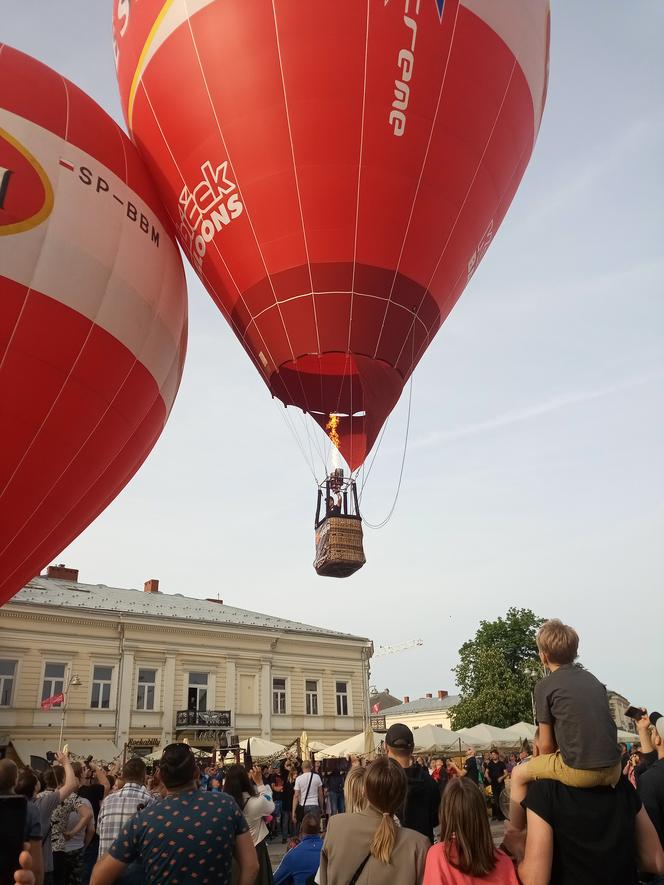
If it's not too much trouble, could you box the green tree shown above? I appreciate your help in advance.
[450,608,544,730]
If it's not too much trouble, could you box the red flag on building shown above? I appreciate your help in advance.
[41,693,64,710]
[371,703,380,714]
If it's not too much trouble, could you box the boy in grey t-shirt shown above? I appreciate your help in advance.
[507,618,621,834]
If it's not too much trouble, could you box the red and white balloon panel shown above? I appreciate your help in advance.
[0,46,188,605]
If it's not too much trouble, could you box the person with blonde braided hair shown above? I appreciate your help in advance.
[319,756,429,884]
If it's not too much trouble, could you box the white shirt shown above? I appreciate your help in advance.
[295,771,323,808]
[241,785,274,846]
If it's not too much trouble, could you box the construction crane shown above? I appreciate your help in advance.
[373,639,423,658]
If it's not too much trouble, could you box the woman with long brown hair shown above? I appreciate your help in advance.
[423,778,518,884]
[320,756,429,885]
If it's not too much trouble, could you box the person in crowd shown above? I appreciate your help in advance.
[485,748,507,822]
[273,813,323,885]
[0,759,44,885]
[625,750,642,789]
[638,711,664,854]
[281,766,298,843]
[423,777,519,884]
[430,757,445,785]
[325,766,344,816]
[96,757,152,883]
[224,763,275,884]
[343,766,368,814]
[90,744,258,885]
[516,768,664,883]
[79,763,110,884]
[384,723,441,842]
[508,619,622,833]
[460,746,480,785]
[51,761,94,885]
[292,760,324,827]
[32,756,78,885]
[444,758,462,779]
[506,753,518,775]
[269,765,284,837]
[319,756,429,885]
[518,742,532,765]
[209,776,222,792]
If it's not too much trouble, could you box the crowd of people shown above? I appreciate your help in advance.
[2,619,664,884]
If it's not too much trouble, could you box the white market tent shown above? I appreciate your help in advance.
[411,725,470,754]
[509,721,538,741]
[307,740,330,753]
[455,723,522,750]
[617,729,639,744]
[315,730,383,758]
[241,737,287,757]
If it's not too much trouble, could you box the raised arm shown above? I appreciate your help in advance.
[55,752,77,802]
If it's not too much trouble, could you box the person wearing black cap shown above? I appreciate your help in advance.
[639,711,664,854]
[384,723,441,842]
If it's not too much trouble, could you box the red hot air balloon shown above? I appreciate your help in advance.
[0,46,188,606]
[113,0,549,471]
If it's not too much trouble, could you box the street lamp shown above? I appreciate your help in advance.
[58,670,82,751]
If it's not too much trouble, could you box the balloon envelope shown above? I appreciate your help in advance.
[114,0,549,469]
[0,46,187,605]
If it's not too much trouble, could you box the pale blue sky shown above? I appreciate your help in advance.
[6,3,663,710]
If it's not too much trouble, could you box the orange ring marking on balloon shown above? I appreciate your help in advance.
[0,127,54,236]
[127,0,176,130]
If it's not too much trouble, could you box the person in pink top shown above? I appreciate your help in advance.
[423,778,518,885]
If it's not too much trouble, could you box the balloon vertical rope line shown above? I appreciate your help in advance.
[362,326,414,529]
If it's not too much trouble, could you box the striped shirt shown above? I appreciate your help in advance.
[97,783,153,856]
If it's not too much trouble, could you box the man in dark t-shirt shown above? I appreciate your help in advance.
[518,777,664,884]
[638,716,664,850]
[462,748,480,785]
[385,723,441,842]
[485,749,507,820]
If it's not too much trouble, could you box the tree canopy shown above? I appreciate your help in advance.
[450,608,544,730]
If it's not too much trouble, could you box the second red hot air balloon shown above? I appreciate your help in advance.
[113,0,549,471]
[0,46,187,605]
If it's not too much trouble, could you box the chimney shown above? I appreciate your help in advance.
[437,690,448,700]
[46,564,79,582]
[425,693,433,699]
[144,579,160,593]
[403,696,410,704]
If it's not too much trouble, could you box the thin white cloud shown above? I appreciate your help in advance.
[411,371,664,449]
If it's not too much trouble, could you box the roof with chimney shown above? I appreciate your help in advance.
[11,567,369,642]
[369,690,402,712]
[384,694,460,715]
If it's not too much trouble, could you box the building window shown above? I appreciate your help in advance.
[335,680,349,716]
[90,666,113,709]
[42,663,66,707]
[0,660,16,707]
[305,680,319,716]
[188,672,208,712]
[272,678,287,715]
[136,669,156,711]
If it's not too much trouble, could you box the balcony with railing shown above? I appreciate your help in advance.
[175,710,232,730]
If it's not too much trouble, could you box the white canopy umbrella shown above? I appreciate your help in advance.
[509,721,538,741]
[240,737,287,757]
[455,724,522,750]
[307,740,330,753]
[315,729,383,759]
[411,725,470,754]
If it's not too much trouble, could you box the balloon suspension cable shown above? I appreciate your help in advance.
[272,398,321,483]
[361,370,413,530]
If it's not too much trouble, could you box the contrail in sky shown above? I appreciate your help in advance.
[411,370,664,449]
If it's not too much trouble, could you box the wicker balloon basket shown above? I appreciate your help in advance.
[314,516,366,578]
